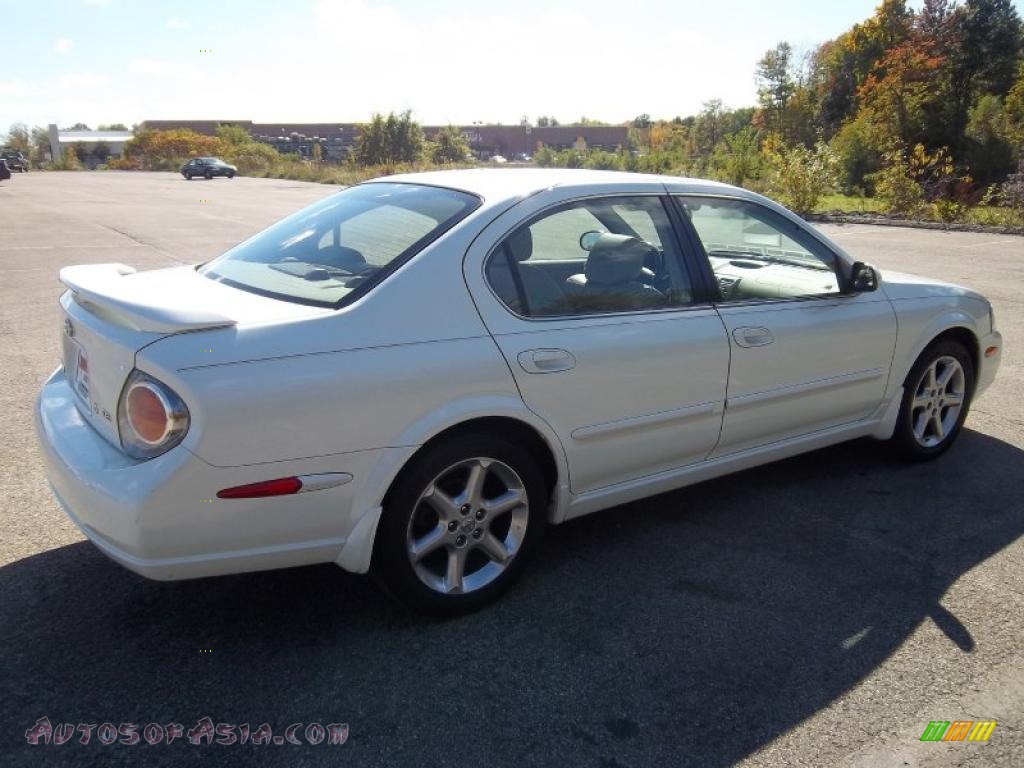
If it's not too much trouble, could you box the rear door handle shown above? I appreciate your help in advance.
[517,348,576,374]
[733,326,775,348]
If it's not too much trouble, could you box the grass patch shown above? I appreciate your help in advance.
[813,194,886,214]
[813,193,1024,227]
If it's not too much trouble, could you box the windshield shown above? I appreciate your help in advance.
[199,182,480,307]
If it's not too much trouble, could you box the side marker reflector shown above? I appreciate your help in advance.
[216,473,353,499]
[985,346,999,358]
[217,477,302,499]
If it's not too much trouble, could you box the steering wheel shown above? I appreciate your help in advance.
[642,247,673,293]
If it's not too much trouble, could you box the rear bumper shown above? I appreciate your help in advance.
[35,367,381,580]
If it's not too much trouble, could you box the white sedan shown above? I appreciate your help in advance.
[36,169,1002,614]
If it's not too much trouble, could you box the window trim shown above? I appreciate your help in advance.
[670,193,854,305]
[482,193,712,323]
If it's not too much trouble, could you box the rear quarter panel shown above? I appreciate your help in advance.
[135,209,533,468]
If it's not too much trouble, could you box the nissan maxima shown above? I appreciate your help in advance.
[36,169,1002,614]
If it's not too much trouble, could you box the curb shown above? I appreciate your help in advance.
[805,212,1024,236]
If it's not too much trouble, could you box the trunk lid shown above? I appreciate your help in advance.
[58,263,326,449]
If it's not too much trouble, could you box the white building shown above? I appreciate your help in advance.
[48,125,133,167]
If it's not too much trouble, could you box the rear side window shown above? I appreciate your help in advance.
[485,196,695,317]
[200,183,479,307]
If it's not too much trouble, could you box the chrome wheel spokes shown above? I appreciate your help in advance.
[406,458,529,595]
[911,356,965,448]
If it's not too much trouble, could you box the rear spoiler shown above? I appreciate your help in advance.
[59,263,237,333]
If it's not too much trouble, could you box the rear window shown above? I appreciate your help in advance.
[199,182,480,307]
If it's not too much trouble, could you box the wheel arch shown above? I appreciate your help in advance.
[901,324,980,391]
[335,402,571,575]
[403,415,557,494]
[893,310,982,394]
[927,326,980,379]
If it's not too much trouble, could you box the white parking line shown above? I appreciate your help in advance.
[0,243,147,251]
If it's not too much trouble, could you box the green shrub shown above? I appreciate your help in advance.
[427,126,471,164]
[762,141,840,215]
[49,145,83,170]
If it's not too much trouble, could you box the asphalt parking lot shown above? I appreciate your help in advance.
[1,171,1022,767]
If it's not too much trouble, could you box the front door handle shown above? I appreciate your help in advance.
[733,326,775,348]
[517,348,576,374]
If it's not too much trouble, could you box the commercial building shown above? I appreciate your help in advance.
[48,125,134,168]
[138,120,629,161]
[456,125,628,157]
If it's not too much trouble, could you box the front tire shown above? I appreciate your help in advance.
[204,170,213,180]
[374,433,547,616]
[184,172,192,180]
[891,339,974,459]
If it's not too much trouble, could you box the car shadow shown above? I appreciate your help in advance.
[2,428,1022,767]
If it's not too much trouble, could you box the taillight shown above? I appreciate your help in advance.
[117,370,190,460]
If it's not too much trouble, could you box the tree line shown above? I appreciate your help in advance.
[536,0,1024,219]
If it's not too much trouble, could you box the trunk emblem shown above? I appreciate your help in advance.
[63,318,74,338]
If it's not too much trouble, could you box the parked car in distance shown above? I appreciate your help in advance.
[0,158,10,181]
[36,169,1002,615]
[1,149,28,172]
[180,157,236,180]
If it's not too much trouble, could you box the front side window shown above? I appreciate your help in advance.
[200,182,479,307]
[677,196,841,301]
[485,196,694,317]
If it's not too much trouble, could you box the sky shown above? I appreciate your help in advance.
[1,0,1022,133]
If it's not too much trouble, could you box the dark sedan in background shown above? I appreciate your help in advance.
[1,150,28,172]
[180,157,237,180]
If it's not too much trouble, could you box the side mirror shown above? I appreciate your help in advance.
[850,261,879,293]
[579,231,604,251]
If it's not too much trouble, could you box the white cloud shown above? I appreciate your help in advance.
[167,18,188,29]
[238,0,746,124]
[128,58,202,82]
[7,0,778,129]
[56,73,111,89]
[0,79,30,95]
[54,38,74,55]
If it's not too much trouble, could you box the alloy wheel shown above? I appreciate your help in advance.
[406,457,529,595]
[910,355,965,448]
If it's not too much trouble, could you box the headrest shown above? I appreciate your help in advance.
[585,234,653,285]
[504,227,533,262]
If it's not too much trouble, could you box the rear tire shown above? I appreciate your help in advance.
[891,339,974,460]
[184,173,192,180]
[374,433,547,616]
[204,170,213,180]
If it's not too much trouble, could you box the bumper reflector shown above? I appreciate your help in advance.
[218,477,302,499]
[217,473,353,499]
[985,346,999,358]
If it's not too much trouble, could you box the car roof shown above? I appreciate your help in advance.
[368,167,854,264]
[373,168,746,206]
